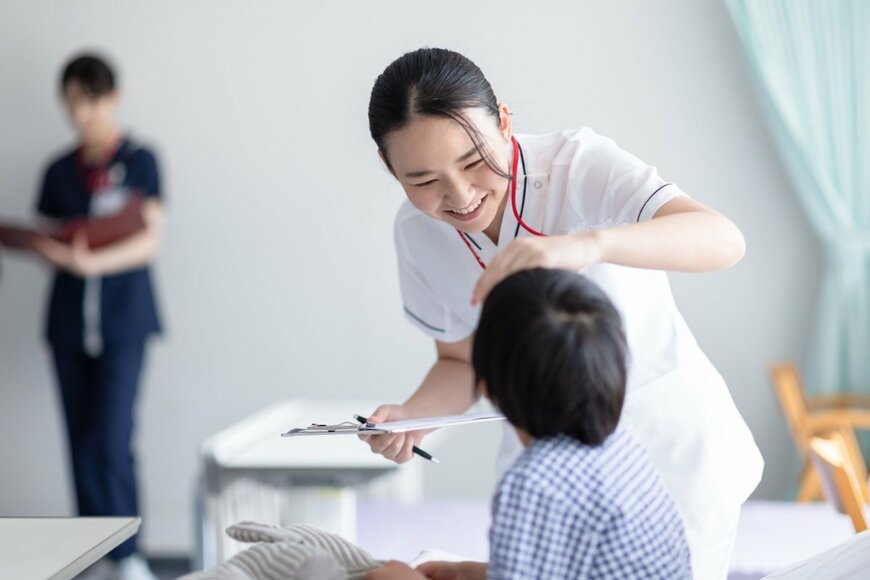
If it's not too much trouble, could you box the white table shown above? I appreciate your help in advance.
[197,400,427,568]
[0,517,140,580]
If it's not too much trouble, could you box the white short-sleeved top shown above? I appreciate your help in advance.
[395,128,697,393]
[393,128,764,546]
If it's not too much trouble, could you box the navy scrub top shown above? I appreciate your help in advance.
[36,137,163,347]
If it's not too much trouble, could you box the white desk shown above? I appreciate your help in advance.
[197,400,427,568]
[0,517,140,580]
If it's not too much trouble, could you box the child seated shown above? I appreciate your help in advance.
[367,268,691,579]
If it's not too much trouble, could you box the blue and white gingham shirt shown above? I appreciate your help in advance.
[488,430,691,579]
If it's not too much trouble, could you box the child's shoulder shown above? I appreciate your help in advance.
[500,431,654,506]
[523,429,646,469]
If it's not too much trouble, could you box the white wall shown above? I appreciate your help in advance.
[0,0,820,555]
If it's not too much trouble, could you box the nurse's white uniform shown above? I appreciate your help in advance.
[394,128,764,580]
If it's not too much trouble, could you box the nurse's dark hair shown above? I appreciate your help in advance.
[472,268,627,446]
[60,53,116,96]
[368,47,511,179]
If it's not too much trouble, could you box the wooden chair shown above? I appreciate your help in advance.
[809,432,868,533]
[770,363,870,502]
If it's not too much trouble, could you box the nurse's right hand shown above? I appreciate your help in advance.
[359,404,426,464]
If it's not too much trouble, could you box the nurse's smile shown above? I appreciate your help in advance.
[444,194,488,221]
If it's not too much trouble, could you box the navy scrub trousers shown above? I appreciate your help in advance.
[51,339,147,559]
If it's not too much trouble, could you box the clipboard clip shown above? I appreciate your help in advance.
[282,421,363,436]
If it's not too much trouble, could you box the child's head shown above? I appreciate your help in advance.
[473,268,627,446]
[59,53,119,145]
[368,48,512,235]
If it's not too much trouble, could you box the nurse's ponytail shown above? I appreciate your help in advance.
[368,47,511,179]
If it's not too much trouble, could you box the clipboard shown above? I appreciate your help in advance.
[281,413,504,437]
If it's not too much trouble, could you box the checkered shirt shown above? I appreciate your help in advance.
[488,430,691,579]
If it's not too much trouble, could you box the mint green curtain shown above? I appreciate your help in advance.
[726,0,870,394]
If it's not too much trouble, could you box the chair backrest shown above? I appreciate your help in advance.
[809,433,868,533]
[833,427,870,505]
[771,363,811,446]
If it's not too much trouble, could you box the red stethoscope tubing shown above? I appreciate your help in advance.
[456,136,544,270]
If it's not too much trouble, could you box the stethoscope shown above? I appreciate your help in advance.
[456,135,545,270]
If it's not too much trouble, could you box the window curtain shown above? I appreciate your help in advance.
[726,0,870,394]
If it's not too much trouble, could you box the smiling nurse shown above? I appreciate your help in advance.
[362,47,762,579]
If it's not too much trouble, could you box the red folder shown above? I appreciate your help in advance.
[0,194,147,252]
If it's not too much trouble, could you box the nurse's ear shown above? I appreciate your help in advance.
[497,102,513,142]
[377,148,397,178]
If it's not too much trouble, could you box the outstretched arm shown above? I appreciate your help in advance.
[472,196,744,304]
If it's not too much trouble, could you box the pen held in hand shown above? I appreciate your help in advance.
[354,414,440,464]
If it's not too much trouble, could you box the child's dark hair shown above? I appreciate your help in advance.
[368,47,510,180]
[473,268,627,446]
[60,53,116,96]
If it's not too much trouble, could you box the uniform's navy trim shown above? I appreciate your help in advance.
[514,141,529,239]
[462,232,482,250]
[403,306,445,333]
[637,183,673,222]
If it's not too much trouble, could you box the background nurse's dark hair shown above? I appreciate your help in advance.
[472,268,628,446]
[60,53,116,96]
[368,47,511,179]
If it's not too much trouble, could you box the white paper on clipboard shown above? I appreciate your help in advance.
[281,413,504,437]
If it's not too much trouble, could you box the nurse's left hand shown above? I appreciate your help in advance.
[471,232,603,305]
[364,561,426,580]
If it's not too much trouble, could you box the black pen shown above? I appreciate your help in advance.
[353,414,439,464]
